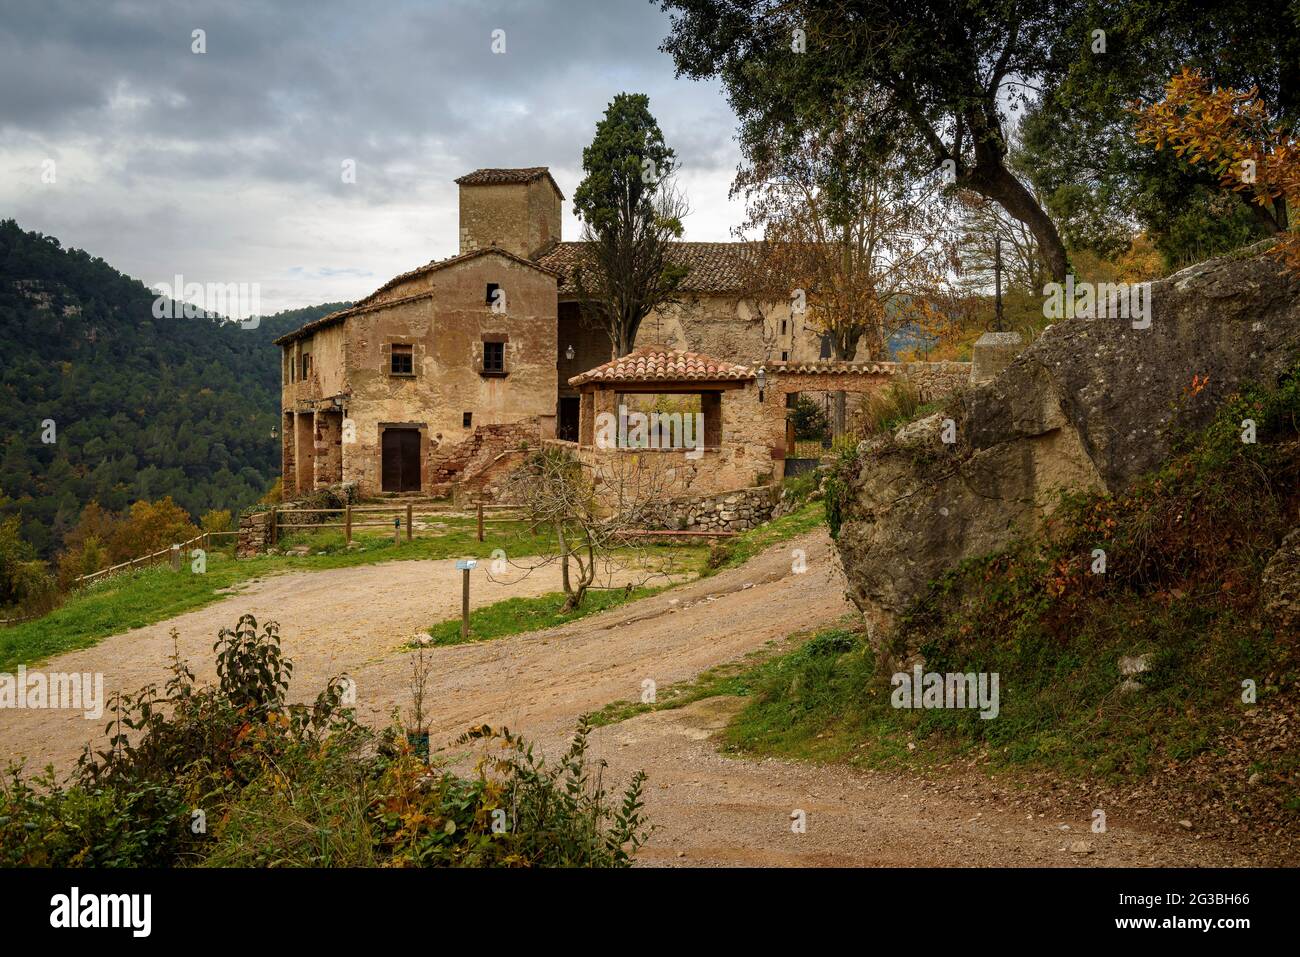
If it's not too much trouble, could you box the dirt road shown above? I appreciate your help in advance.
[0,531,1257,865]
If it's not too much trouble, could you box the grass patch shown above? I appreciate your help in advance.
[3,489,827,671]
[424,500,829,645]
[423,584,667,646]
[587,627,824,728]
[704,500,826,572]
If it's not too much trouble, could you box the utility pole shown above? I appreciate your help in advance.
[994,234,1004,332]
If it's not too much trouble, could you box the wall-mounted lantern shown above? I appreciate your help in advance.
[756,366,767,402]
[565,344,575,361]
[270,424,278,440]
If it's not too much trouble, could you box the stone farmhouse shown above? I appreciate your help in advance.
[274,166,971,508]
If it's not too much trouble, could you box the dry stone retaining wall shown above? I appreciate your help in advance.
[656,485,779,533]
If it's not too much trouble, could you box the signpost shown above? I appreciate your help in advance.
[456,559,477,640]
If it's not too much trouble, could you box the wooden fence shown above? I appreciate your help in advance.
[265,501,522,547]
[73,530,240,587]
[68,503,522,588]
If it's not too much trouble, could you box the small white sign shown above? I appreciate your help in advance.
[455,559,478,571]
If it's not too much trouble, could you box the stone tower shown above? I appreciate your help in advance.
[455,167,564,260]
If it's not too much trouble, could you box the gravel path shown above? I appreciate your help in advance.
[0,531,1261,865]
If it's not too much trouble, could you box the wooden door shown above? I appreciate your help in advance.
[558,397,580,442]
[381,429,421,492]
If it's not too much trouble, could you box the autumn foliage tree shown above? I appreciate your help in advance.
[736,123,954,431]
[56,497,201,586]
[1134,68,1299,268]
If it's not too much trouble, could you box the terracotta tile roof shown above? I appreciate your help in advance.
[454,167,565,199]
[536,241,754,295]
[569,347,755,387]
[273,246,561,345]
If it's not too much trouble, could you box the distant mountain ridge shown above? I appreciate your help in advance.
[0,218,349,556]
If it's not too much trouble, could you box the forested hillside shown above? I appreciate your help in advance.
[0,219,347,557]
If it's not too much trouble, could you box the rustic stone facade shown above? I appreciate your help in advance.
[274,165,974,501]
[457,168,563,260]
[276,245,560,499]
[568,350,783,499]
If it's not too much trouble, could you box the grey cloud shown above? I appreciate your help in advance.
[0,0,742,313]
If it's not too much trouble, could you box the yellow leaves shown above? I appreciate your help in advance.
[1045,557,1077,598]
[1133,69,1299,274]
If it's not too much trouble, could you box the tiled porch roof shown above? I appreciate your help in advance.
[569,347,755,387]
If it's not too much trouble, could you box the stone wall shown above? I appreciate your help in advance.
[313,410,343,488]
[656,485,779,533]
[969,332,1024,385]
[767,360,971,406]
[897,361,972,401]
[426,420,541,502]
[236,510,273,557]
[573,377,784,499]
[237,484,358,557]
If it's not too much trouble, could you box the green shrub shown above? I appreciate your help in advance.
[4,612,652,868]
[0,766,183,867]
[855,380,926,436]
[707,542,733,568]
[822,445,861,539]
[790,396,830,441]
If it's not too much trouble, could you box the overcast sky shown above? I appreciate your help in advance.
[0,0,745,315]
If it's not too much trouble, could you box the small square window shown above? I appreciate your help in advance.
[483,340,505,373]
[301,354,311,379]
[463,411,473,429]
[390,344,413,375]
[485,282,500,305]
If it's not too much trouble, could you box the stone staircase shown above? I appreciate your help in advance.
[425,422,540,502]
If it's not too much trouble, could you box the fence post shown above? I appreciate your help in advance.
[170,544,181,571]
[477,501,484,542]
[461,566,471,641]
[406,503,413,542]
[345,504,352,544]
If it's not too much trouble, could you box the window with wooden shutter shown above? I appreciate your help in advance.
[390,344,414,376]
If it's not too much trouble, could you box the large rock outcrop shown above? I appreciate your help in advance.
[836,245,1300,641]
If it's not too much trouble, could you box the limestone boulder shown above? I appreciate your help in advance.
[835,245,1300,645]
[1262,529,1300,630]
